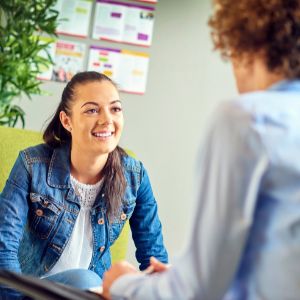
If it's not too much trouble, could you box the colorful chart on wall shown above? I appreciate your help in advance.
[92,0,155,47]
[52,40,86,82]
[37,36,56,81]
[88,45,149,94]
[54,0,93,38]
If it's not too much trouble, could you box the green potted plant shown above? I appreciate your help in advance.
[0,0,59,127]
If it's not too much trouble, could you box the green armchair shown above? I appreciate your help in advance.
[0,126,129,263]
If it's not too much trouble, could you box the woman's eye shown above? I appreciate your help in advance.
[86,108,98,114]
[112,107,122,112]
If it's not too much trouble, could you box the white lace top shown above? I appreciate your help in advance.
[45,175,103,276]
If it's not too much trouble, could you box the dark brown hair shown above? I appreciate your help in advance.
[43,71,127,220]
[209,0,300,78]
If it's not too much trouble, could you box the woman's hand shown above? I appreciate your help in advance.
[143,256,171,274]
[102,261,138,299]
[102,257,171,299]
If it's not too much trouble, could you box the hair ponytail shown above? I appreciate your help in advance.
[103,146,127,221]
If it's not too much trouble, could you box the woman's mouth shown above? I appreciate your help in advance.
[92,131,114,138]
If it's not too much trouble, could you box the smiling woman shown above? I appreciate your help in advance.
[60,81,124,158]
[0,71,168,299]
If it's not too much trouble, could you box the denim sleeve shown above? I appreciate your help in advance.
[129,165,168,270]
[0,152,30,299]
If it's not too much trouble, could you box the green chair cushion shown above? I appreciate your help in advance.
[0,126,129,263]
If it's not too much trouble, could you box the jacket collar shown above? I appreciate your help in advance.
[47,143,72,189]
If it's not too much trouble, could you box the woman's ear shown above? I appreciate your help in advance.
[59,111,72,132]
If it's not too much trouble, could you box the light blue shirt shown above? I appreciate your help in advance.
[110,80,300,300]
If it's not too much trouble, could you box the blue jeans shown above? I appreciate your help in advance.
[43,269,102,290]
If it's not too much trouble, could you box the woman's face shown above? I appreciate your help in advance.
[60,80,124,156]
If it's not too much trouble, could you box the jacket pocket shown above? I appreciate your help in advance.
[109,202,135,244]
[29,193,62,239]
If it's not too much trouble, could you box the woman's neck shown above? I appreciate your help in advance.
[70,147,108,184]
[253,61,285,91]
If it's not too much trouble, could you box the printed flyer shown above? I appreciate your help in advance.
[93,0,155,46]
[54,0,93,38]
[52,40,86,82]
[88,45,149,94]
[37,36,56,81]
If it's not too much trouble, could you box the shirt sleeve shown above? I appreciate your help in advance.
[110,102,269,300]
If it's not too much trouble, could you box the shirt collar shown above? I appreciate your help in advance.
[47,143,72,189]
[268,79,300,92]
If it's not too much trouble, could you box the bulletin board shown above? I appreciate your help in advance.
[39,0,157,95]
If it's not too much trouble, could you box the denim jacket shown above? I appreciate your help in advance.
[0,143,168,298]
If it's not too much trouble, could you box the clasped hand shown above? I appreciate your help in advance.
[102,257,170,299]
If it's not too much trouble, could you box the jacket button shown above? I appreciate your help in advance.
[120,213,127,221]
[99,246,105,252]
[98,218,104,225]
[36,209,43,216]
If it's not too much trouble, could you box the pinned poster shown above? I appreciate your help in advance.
[54,0,93,38]
[52,40,86,82]
[88,46,149,94]
[92,0,155,47]
[37,36,56,81]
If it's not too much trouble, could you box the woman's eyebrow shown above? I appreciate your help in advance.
[81,100,122,108]
[110,100,122,105]
[81,101,99,108]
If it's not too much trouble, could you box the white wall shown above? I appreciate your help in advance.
[18,0,237,264]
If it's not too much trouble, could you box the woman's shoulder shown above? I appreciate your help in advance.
[21,143,54,161]
[121,153,144,174]
[213,95,263,128]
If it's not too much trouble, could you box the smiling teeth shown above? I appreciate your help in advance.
[93,132,112,137]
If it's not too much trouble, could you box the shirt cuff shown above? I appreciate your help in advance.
[110,273,147,300]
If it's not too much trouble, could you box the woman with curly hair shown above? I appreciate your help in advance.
[101,0,300,299]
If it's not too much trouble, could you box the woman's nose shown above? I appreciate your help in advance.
[97,110,112,125]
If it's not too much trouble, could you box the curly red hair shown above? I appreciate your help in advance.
[209,0,300,78]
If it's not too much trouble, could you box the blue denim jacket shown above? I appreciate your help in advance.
[0,143,168,298]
